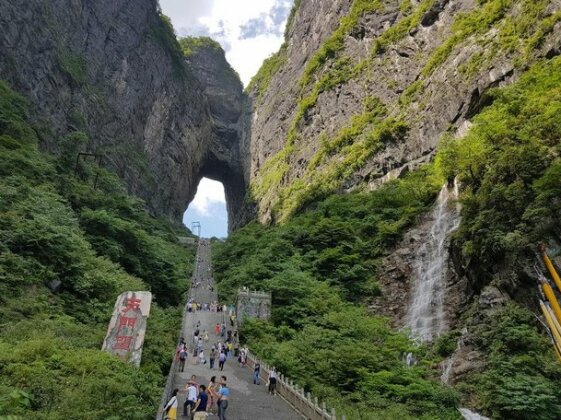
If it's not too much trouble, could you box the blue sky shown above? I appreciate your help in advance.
[182,178,228,238]
[161,0,294,237]
[160,0,294,85]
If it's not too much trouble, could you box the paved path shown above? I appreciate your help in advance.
[170,239,302,420]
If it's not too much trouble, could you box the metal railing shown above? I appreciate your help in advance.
[232,311,344,420]
[243,351,345,420]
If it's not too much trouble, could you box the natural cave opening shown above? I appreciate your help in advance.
[183,177,228,239]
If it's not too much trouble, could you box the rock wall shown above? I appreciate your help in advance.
[0,0,249,230]
[2,0,561,233]
[247,0,561,223]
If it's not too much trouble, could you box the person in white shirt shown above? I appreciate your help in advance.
[183,376,199,417]
[268,367,277,395]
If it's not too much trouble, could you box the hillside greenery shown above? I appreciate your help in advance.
[250,0,561,222]
[179,36,222,56]
[0,80,195,419]
[433,56,561,417]
[436,55,561,276]
[215,56,561,418]
[214,169,466,419]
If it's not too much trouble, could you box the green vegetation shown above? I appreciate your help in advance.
[252,0,561,222]
[462,304,561,418]
[435,55,561,269]
[250,0,434,212]
[228,51,561,419]
[179,36,222,56]
[149,13,186,75]
[0,80,195,418]
[246,45,288,99]
[432,55,561,417]
[299,0,383,90]
[372,0,436,54]
[215,170,462,418]
[57,50,88,85]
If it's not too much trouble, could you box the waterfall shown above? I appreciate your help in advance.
[459,408,491,420]
[402,188,489,420]
[406,181,460,342]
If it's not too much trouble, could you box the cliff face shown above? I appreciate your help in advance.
[2,0,561,231]
[247,0,561,223]
[0,0,248,229]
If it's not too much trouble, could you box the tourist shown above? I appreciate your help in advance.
[183,376,198,417]
[198,349,206,365]
[192,384,208,420]
[253,360,261,385]
[209,347,216,369]
[207,376,218,413]
[218,350,226,371]
[217,375,230,420]
[268,367,277,395]
[163,388,178,420]
[178,345,187,372]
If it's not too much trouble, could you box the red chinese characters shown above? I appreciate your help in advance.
[113,335,133,350]
[122,297,141,312]
[111,297,142,351]
[118,316,137,328]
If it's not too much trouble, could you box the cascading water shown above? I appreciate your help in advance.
[406,181,460,342]
[402,183,490,420]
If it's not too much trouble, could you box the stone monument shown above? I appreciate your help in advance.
[236,289,271,325]
[102,291,152,366]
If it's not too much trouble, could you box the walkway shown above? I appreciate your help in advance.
[169,239,303,419]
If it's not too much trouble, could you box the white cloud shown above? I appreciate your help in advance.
[190,178,226,216]
[159,0,293,85]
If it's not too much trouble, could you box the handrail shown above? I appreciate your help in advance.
[243,351,344,420]
[232,314,344,420]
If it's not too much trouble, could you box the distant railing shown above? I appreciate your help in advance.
[244,352,345,420]
[232,310,344,420]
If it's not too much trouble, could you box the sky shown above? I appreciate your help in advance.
[161,0,294,237]
[160,0,293,86]
[183,178,228,238]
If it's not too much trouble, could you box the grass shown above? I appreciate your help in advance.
[57,50,88,85]
[298,0,384,90]
[179,36,222,56]
[246,45,288,100]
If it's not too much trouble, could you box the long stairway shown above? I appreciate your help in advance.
[169,239,303,419]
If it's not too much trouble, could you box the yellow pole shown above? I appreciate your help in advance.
[543,251,561,294]
[540,301,561,362]
[542,283,561,325]
[546,304,561,342]
[554,342,561,363]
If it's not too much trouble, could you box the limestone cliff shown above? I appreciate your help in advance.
[2,0,561,232]
[247,0,561,223]
[0,0,248,230]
